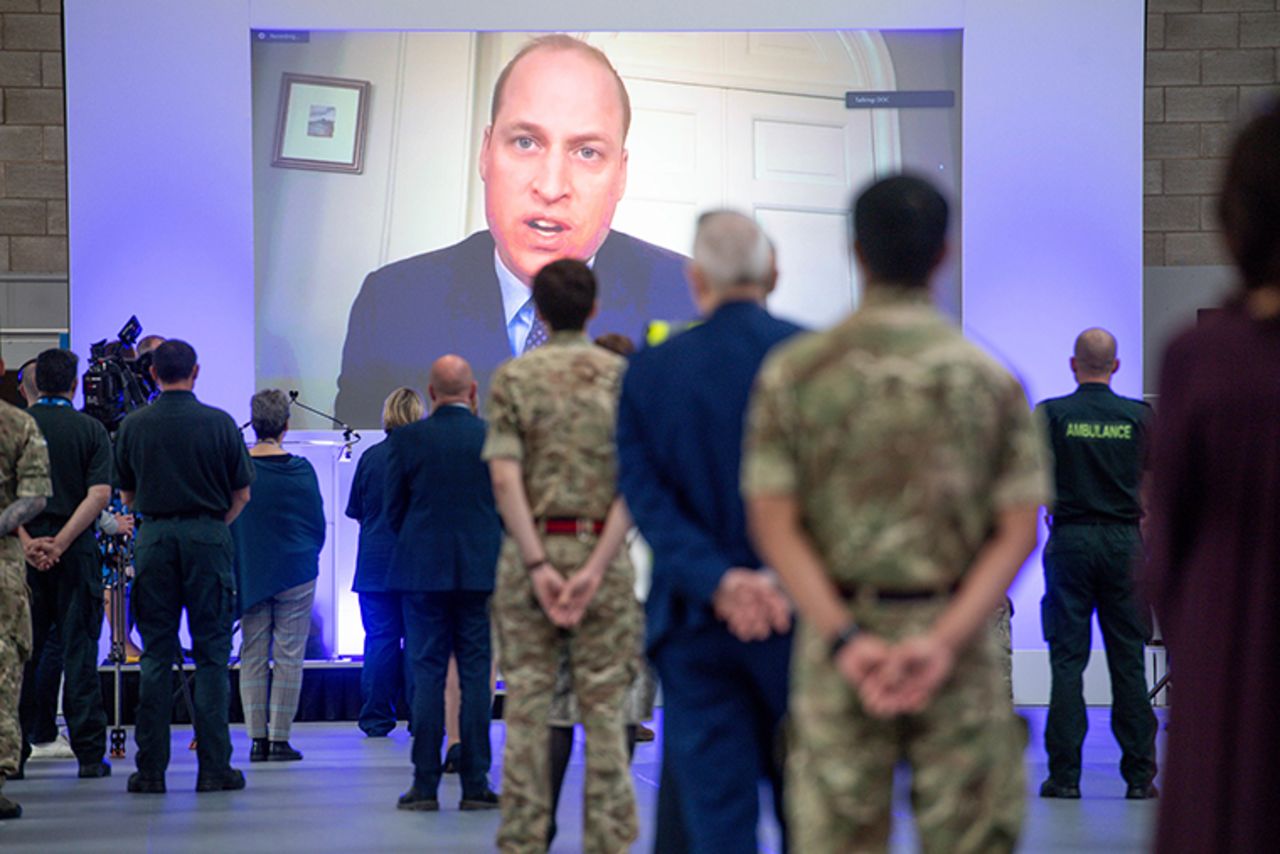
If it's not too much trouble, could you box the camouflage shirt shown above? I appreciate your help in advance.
[482,331,625,520]
[0,400,53,566]
[742,286,1052,590]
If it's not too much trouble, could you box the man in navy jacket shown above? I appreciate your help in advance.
[335,36,690,428]
[617,211,802,852]
[385,355,502,812]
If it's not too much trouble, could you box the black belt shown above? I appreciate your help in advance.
[1050,516,1138,528]
[146,511,222,522]
[836,581,957,603]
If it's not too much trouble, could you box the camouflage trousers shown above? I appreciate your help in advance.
[788,600,1027,854]
[994,597,1013,702]
[492,535,641,854]
[0,558,32,786]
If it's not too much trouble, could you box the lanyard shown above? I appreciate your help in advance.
[36,396,74,408]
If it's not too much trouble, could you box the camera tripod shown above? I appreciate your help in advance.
[103,533,198,759]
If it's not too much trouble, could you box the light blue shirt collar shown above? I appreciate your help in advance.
[493,251,597,356]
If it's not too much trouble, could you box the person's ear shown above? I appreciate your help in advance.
[150,365,159,384]
[427,385,439,403]
[191,364,200,383]
[589,300,600,321]
[1112,358,1121,376]
[1069,356,1077,376]
[479,126,494,183]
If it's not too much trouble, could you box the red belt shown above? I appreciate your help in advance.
[539,517,605,537]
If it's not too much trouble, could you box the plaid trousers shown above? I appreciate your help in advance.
[239,579,316,741]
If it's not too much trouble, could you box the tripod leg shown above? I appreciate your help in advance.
[1148,671,1171,703]
[107,550,130,759]
[174,652,199,751]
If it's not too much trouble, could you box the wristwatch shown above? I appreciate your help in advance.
[829,622,860,660]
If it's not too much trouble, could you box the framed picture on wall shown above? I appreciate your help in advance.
[272,73,371,173]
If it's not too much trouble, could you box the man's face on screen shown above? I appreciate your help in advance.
[480,47,629,286]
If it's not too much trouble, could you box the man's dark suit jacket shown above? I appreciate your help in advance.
[336,229,691,428]
[617,300,804,654]
[383,405,502,592]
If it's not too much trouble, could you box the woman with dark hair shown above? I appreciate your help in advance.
[232,388,325,762]
[1145,99,1280,853]
[346,387,425,737]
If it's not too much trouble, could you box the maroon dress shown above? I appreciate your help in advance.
[1146,297,1280,853]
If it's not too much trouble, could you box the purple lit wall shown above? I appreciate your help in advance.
[64,0,1143,702]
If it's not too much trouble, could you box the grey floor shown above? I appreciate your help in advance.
[1,706,1162,852]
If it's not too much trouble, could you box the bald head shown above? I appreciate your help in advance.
[428,355,477,408]
[1072,327,1118,381]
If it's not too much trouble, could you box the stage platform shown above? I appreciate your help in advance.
[96,658,497,725]
[2,707,1161,852]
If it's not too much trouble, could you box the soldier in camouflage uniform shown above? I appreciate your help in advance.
[483,259,641,854]
[743,175,1052,854]
[0,386,53,821]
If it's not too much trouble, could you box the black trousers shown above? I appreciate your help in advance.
[402,590,492,798]
[1041,523,1157,786]
[31,623,64,744]
[357,591,412,736]
[131,518,235,778]
[18,540,108,764]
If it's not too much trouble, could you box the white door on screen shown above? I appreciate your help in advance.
[608,77,725,260]
[724,89,884,330]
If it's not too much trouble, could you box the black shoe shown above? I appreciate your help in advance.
[635,723,656,743]
[78,760,112,779]
[268,741,303,762]
[442,743,462,774]
[396,786,439,811]
[1126,782,1159,800]
[1039,779,1081,799]
[249,738,269,762]
[459,788,500,811]
[195,768,246,792]
[127,772,166,794]
[0,794,20,820]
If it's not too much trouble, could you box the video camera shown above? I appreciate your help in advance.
[83,316,158,433]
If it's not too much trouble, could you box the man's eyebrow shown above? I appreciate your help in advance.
[498,121,618,150]
[564,131,617,150]
[501,121,547,138]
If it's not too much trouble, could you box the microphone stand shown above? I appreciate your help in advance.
[288,390,361,458]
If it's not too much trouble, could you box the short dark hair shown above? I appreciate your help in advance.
[852,174,949,286]
[594,333,635,357]
[532,259,597,332]
[1217,98,1280,289]
[152,339,198,384]
[35,349,78,395]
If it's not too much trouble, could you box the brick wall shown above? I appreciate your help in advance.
[0,0,64,278]
[1145,0,1280,267]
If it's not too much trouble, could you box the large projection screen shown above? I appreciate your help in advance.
[64,0,1144,703]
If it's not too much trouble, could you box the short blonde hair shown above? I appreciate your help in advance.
[382,387,426,432]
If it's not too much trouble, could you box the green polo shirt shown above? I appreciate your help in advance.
[115,390,254,517]
[26,398,113,548]
[1035,382,1151,524]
